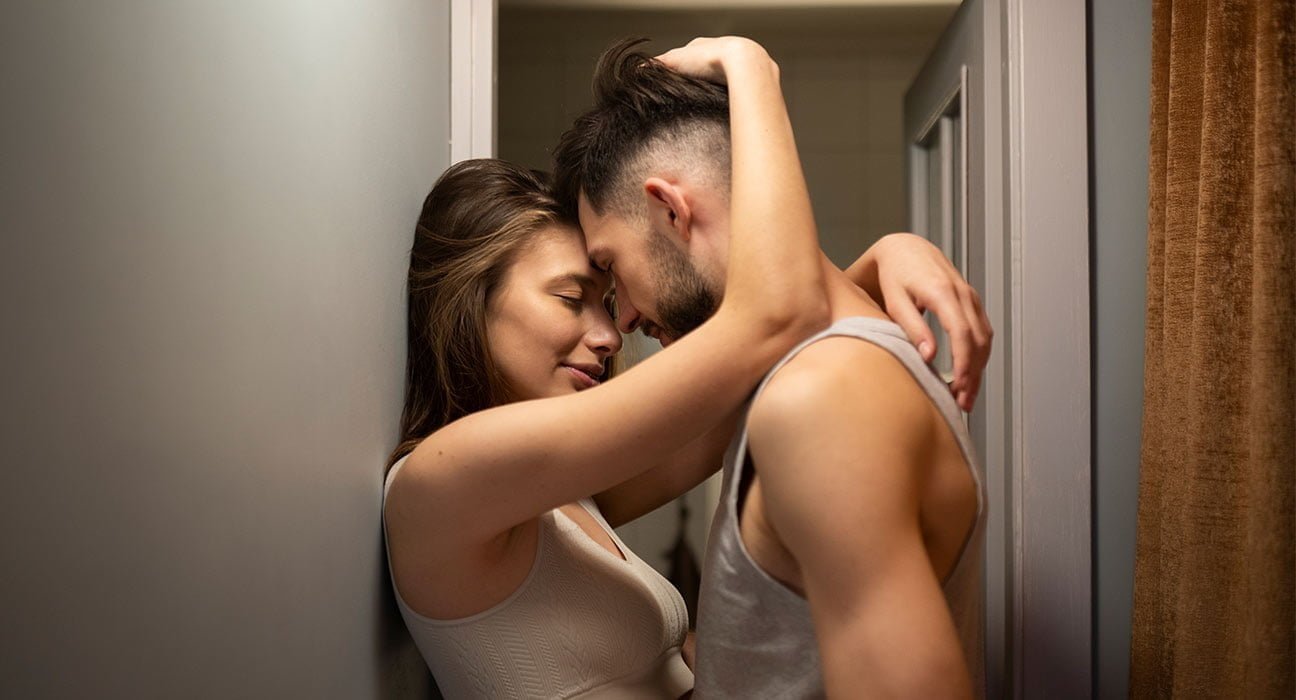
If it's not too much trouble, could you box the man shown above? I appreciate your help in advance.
[554,38,990,698]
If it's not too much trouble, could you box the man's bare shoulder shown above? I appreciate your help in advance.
[748,336,939,473]
[744,336,978,700]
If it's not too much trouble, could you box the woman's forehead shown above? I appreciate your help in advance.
[522,224,611,289]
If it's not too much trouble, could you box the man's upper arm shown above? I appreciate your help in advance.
[746,338,973,699]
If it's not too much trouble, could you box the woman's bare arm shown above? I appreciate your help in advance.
[388,39,826,550]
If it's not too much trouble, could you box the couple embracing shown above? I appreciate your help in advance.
[382,36,990,699]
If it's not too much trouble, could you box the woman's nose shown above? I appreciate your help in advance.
[588,318,623,358]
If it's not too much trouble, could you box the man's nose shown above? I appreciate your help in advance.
[616,296,642,335]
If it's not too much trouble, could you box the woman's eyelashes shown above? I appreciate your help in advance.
[556,287,615,320]
[557,294,584,312]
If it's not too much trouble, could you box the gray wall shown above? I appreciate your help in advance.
[1089,0,1151,697]
[0,2,446,697]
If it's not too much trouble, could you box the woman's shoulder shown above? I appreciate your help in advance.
[383,452,413,501]
[382,430,459,512]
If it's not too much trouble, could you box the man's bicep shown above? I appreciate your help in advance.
[800,541,972,699]
[747,364,926,605]
[746,351,973,698]
[744,341,928,567]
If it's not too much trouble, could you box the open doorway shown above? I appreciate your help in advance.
[499,3,957,274]
[480,0,1094,696]
[496,0,959,574]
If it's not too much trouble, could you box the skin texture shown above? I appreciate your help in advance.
[485,226,620,401]
[579,182,724,346]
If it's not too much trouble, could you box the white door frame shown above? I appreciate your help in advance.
[1003,0,1091,696]
[450,0,496,161]
[460,1,1092,696]
[910,1,1092,696]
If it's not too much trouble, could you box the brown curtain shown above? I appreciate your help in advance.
[1132,0,1295,697]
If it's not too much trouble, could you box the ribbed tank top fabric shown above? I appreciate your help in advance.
[382,459,692,699]
[693,317,987,699]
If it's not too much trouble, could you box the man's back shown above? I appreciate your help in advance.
[694,316,985,699]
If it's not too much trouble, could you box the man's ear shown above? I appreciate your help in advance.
[643,177,692,243]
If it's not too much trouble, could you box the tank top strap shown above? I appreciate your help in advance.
[697,315,987,698]
[726,316,948,506]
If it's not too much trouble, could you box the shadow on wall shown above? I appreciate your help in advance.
[373,528,442,698]
[1032,600,1092,695]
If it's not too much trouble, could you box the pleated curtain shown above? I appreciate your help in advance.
[1131,0,1295,697]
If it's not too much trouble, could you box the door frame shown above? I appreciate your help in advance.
[450,0,496,161]
[908,0,1091,696]
[457,1,1093,696]
[1002,0,1091,697]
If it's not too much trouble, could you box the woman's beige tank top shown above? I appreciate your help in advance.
[383,458,693,699]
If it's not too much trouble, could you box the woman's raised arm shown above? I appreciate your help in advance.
[388,38,825,549]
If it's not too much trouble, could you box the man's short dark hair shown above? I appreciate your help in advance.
[552,38,731,221]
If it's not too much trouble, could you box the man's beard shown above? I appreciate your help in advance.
[647,229,720,339]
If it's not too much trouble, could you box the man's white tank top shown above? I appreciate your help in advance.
[694,317,987,698]
[382,458,692,699]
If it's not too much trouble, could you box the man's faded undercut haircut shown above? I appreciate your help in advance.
[553,38,733,222]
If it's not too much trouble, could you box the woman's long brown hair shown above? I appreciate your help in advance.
[386,159,568,472]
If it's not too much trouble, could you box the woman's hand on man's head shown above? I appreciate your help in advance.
[654,36,777,86]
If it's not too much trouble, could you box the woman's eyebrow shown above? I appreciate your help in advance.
[550,272,599,290]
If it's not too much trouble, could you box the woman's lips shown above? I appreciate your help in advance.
[563,365,601,389]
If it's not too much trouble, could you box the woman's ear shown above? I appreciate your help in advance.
[643,177,692,243]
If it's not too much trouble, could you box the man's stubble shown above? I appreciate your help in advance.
[646,227,721,340]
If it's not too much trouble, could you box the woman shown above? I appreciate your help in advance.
[383,38,985,698]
